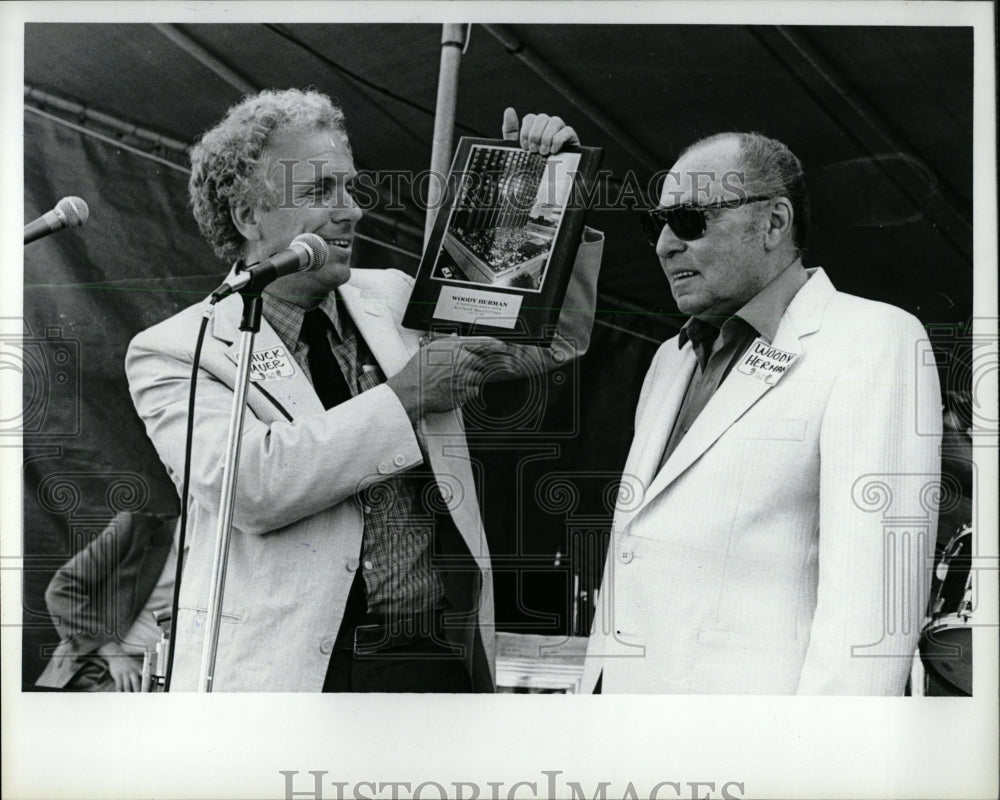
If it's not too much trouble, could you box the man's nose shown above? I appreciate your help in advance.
[331,195,363,224]
[655,224,685,260]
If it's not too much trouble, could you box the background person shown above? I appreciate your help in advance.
[36,510,178,692]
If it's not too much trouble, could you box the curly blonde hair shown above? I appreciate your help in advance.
[189,88,350,262]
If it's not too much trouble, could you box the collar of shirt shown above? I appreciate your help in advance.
[262,290,343,350]
[678,258,809,354]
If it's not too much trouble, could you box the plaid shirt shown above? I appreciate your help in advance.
[262,290,445,616]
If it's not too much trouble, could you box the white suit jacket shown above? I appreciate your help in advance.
[581,268,942,695]
[126,240,601,692]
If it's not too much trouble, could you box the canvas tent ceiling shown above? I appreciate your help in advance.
[24,22,974,331]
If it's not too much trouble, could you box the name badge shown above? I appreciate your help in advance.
[735,338,797,385]
[246,346,295,381]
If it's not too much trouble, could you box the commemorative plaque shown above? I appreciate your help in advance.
[402,137,602,343]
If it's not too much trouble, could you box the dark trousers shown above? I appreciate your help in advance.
[322,637,472,693]
[322,573,472,693]
[64,655,139,692]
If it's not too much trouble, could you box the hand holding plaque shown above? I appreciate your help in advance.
[403,109,602,343]
[386,335,514,423]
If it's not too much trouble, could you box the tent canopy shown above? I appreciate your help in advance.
[25,22,973,327]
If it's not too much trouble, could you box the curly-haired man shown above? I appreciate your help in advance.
[126,88,603,692]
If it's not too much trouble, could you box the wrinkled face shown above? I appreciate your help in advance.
[656,137,772,319]
[246,127,362,307]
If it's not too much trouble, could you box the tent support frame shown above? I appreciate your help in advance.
[425,24,470,247]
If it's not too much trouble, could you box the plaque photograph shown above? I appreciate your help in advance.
[403,137,602,341]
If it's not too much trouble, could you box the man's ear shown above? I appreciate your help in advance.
[230,202,261,243]
[763,196,793,252]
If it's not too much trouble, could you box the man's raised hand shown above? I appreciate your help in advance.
[502,107,580,155]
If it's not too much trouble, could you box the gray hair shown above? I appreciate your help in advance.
[684,131,810,255]
[188,88,350,262]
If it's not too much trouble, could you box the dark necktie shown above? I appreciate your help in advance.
[301,308,353,409]
[301,309,370,636]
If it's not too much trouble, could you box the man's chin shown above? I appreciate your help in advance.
[307,262,352,289]
[264,268,351,306]
[673,296,705,317]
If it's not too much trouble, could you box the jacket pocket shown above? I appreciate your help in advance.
[691,627,806,694]
[180,605,244,623]
[728,418,806,441]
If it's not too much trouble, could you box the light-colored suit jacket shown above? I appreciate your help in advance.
[127,237,601,692]
[581,268,942,695]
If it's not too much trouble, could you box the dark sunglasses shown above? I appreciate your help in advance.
[640,193,778,245]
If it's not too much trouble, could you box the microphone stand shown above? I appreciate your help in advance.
[198,291,263,692]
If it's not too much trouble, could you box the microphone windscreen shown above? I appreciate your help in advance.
[291,232,329,270]
[56,196,89,228]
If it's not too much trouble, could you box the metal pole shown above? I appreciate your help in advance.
[24,85,190,154]
[198,294,262,691]
[153,23,256,96]
[425,23,469,249]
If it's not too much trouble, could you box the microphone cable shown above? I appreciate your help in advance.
[163,301,214,691]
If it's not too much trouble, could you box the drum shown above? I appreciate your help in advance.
[919,524,973,696]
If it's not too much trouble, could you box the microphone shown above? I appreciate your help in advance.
[24,196,90,244]
[210,233,329,302]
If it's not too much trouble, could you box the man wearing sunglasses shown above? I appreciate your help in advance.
[581,132,942,695]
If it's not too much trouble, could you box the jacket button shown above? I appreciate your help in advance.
[363,560,374,570]
[618,549,634,564]
[320,637,334,654]
[393,454,406,467]
[346,558,360,572]
[377,462,390,474]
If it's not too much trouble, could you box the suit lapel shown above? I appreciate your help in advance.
[211,295,324,418]
[615,347,696,532]
[647,323,801,500]
[631,268,833,521]
[211,272,489,573]
[338,282,419,377]
[340,275,489,571]
[209,276,422,421]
